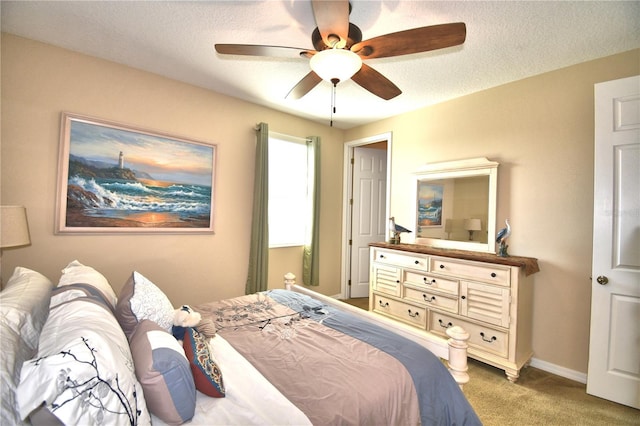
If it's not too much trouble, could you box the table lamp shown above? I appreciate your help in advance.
[1,205,31,248]
[464,218,482,241]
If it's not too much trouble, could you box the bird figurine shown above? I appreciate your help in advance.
[496,219,511,257]
[389,216,412,244]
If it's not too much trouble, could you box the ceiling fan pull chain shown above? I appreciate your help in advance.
[330,79,338,127]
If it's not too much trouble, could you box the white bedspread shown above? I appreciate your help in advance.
[152,334,311,426]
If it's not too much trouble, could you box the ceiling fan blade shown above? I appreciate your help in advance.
[215,44,312,59]
[351,22,466,59]
[286,71,323,99]
[351,63,402,100]
[311,0,349,48]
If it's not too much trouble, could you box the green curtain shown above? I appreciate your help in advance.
[245,122,269,294]
[303,136,321,286]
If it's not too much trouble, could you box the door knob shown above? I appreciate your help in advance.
[596,275,609,285]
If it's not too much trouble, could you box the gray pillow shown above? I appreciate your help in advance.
[130,320,196,425]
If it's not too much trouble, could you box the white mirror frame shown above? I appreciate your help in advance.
[413,157,499,253]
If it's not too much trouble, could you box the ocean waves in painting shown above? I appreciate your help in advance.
[68,175,211,223]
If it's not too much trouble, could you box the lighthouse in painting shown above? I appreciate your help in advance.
[118,151,124,169]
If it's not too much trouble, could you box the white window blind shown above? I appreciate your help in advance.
[268,133,309,247]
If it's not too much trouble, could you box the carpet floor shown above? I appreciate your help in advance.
[341,298,639,424]
[464,359,638,425]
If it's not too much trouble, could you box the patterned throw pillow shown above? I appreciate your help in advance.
[115,271,175,339]
[183,327,225,398]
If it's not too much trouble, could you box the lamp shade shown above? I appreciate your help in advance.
[464,218,482,231]
[309,48,362,83]
[1,206,31,248]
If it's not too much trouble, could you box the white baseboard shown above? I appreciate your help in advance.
[529,357,587,384]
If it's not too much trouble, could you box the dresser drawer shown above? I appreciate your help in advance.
[373,248,428,270]
[403,286,458,314]
[372,293,427,328]
[428,311,509,358]
[404,270,459,296]
[372,264,401,296]
[430,256,511,286]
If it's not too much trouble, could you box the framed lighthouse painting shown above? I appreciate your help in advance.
[55,112,216,234]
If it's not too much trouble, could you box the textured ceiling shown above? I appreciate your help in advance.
[2,1,639,129]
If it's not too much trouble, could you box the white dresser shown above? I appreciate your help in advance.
[369,242,539,381]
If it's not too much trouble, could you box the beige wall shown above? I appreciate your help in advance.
[0,34,345,303]
[345,49,640,374]
[3,32,639,375]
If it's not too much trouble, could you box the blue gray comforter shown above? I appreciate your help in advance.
[268,289,481,425]
[195,289,480,425]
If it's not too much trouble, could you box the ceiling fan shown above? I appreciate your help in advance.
[215,0,466,101]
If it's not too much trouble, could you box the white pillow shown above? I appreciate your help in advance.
[0,267,53,351]
[58,260,117,308]
[17,298,151,425]
[1,323,32,425]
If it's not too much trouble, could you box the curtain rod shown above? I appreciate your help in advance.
[269,131,311,144]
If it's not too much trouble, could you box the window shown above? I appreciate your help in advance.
[268,133,310,247]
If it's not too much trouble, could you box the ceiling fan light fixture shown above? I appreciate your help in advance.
[310,48,362,84]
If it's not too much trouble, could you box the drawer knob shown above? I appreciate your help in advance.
[491,272,497,278]
[439,264,445,269]
[438,319,453,328]
[414,260,420,265]
[379,254,385,259]
[423,294,436,303]
[378,300,389,308]
[480,332,497,343]
[407,309,420,318]
[461,295,466,300]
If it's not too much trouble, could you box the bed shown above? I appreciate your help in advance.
[1,262,480,425]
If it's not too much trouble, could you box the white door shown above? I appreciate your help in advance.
[587,75,640,409]
[349,146,387,298]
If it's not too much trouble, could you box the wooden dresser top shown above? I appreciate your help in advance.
[370,242,540,276]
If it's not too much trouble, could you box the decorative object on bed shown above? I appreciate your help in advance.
[16,266,151,425]
[194,317,217,339]
[0,267,53,426]
[183,327,225,398]
[496,219,511,257]
[171,305,202,340]
[55,112,216,234]
[116,271,175,339]
[130,319,196,425]
[369,242,539,382]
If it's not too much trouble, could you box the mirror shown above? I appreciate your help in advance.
[412,157,498,253]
